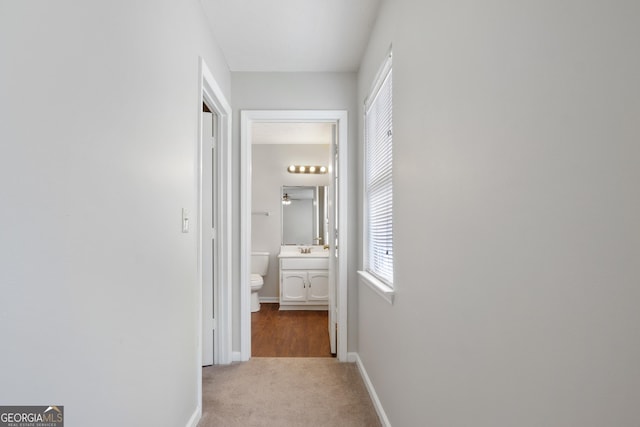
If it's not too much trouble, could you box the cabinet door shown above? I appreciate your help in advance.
[307,270,329,301]
[281,271,307,302]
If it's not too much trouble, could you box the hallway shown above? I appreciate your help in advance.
[196,306,379,426]
[4,2,640,426]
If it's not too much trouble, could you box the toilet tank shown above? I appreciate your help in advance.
[251,252,270,276]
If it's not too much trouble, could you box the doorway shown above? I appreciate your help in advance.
[240,110,348,362]
[251,133,332,357]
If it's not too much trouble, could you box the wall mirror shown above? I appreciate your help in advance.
[281,185,328,245]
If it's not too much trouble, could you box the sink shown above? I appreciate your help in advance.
[278,245,329,258]
[279,246,329,269]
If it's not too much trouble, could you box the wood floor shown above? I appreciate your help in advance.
[251,303,333,357]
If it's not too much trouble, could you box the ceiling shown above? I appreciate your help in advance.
[252,122,333,145]
[200,0,382,72]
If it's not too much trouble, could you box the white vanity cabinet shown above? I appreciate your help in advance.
[279,253,329,310]
[281,270,329,302]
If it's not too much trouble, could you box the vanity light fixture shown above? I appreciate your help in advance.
[282,193,292,205]
[286,165,328,174]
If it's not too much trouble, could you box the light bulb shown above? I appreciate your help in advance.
[309,166,316,173]
[299,166,306,172]
[288,165,296,172]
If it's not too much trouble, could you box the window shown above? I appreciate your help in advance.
[363,51,393,290]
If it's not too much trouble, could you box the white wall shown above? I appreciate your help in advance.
[252,144,330,299]
[358,0,640,426]
[231,72,358,351]
[0,2,230,426]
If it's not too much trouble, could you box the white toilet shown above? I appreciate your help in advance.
[250,252,270,312]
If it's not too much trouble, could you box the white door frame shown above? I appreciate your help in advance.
[196,57,232,413]
[240,110,348,362]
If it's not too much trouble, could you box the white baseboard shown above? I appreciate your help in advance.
[185,406,201,427]
[351,352,392,427]
[259,297,279,303]
[231,351,242,362]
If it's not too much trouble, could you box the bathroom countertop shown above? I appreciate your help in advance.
[278,246,329,258]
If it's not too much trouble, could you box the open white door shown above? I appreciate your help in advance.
[328,124,338,355]
[202,110,217,366]
[198,57,232,418]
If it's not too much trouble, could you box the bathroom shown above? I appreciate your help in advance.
[250,122,333,355]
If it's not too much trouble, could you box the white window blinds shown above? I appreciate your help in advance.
[364,56,393,286]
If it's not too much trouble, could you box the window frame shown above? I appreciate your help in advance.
[359,49,395,304]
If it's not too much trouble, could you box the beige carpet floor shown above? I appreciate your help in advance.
[199,358,382,427]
